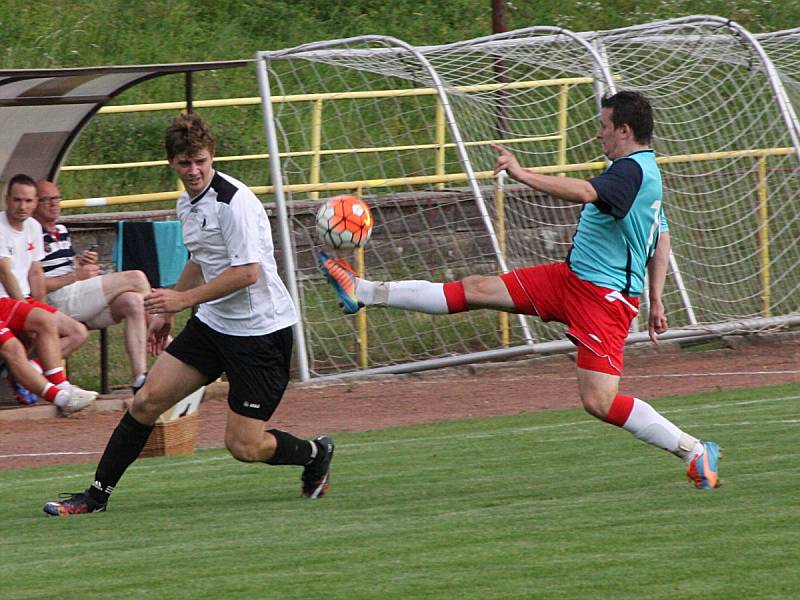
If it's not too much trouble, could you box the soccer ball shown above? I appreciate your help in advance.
[315,195,373,249]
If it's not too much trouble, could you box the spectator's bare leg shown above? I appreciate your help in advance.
[101,270,150,381]
[52,311,89,357]
[0,336,57,397]
[109,291,147,378]
[23,308,66,371]
[100,270,151,298]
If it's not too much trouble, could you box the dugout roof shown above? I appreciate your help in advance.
[0,59,250,184]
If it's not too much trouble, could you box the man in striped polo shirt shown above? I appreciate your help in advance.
[34,180,151,392]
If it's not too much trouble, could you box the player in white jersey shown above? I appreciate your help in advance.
[44,114,334,516]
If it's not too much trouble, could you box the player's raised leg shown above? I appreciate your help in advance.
[318,250,516,315]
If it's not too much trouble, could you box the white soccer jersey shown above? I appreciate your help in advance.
[0,212,45,298]
[176,170,297,336]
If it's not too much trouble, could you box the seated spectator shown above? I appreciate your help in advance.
[0,174,88,357]
[35,180,150,392]
[0,300,97,415]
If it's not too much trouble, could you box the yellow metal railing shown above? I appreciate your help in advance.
[61,76,597,206]
[61,146,797,209]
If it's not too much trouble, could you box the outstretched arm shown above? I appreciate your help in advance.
[492,144,598,204]
[647,231,671,343]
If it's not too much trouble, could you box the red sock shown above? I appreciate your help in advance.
[605,394,634,427]
[44,367,68,386]
[443,282,468,313]
[41,383,60,403]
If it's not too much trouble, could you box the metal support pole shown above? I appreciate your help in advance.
[557,84,569,177]
[435,100,446,190]
[100,327,109,394]
[757,155,771,317]
[669,251,697,326]
[355,185,369,369]
[309,99,323,200]
[496,171,535,345]
[496,173,509,347]
[255,53,311,380]
[185,72,194,114]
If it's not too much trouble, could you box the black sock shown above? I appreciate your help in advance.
[265,429,315,466]
[87,411,154,504]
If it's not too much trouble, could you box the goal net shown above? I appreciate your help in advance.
[256,16,800,380]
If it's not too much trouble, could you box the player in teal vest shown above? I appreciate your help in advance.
[568,148,667,296]
[320,90,720,490]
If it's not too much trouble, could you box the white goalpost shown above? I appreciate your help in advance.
[256,16,800,381]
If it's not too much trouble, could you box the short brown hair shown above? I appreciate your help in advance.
[600,90,654,145]
[165,113,216,159]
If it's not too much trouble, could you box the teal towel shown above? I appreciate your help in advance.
[114,221,187,287]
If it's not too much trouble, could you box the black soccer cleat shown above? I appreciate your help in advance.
[43,491,107,517]
[301,436,335,499]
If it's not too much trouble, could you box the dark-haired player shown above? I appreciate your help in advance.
[321,91,720,490]
[44,114,334,516]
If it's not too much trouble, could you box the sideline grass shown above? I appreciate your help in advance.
[3,382,798,599]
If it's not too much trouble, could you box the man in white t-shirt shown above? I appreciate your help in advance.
[0,174,97,415]
[0,174,88,357]
[44,114,334,516]
[34,180,150,392]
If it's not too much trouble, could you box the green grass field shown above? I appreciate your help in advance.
[3,381,798,599]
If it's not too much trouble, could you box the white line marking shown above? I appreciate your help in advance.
[4,394,798,463]
[0,451,100,459]
[626,370,800,379]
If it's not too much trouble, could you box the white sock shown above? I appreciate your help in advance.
[356,279,449,314]
[622,398,699,459]
[684,440,705,464]
[131,373,147,389]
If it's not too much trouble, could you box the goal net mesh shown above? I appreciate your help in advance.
[260,18,800,377]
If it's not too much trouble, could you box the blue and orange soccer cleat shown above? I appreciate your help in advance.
[318,251,362,315]
[43,491,106,516]
[686,440,721,489]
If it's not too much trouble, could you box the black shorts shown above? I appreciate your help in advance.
[165,316,293,421]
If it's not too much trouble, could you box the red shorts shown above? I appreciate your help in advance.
[0,297,57,339]
[0,321,15,347]
[500,262,639,375]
